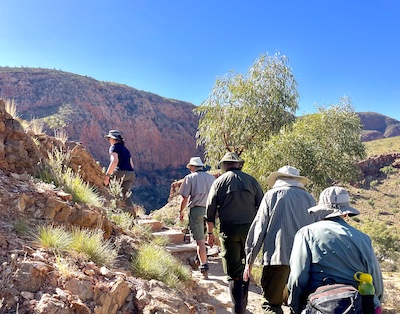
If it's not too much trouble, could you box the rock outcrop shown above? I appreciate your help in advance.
[0,67,201,210]
[0,99,219,313]
[358,112,400,142]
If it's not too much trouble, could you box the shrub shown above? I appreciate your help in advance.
[37,147,103,207]
[34,224,72,252]
[54,128,68,144]
[358,220,400,264]
[107,210,136,230]
[132,243,192,288]
[69,227,117,267]
[381,165,397,176]
[62,168,103,206]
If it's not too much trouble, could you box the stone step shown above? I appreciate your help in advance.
[136,219,164,232]
[165,242,197,254]
[152,228,186,245]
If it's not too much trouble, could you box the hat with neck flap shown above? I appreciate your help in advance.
[308,186,360,219]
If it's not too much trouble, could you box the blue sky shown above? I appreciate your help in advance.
[2,0,399,120]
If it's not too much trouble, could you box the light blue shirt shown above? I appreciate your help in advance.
[288,217,384,313]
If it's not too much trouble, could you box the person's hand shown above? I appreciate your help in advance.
[243,264,252,282]
[104,176,110,186]
[178,211,184,221]
[207,233,215,247]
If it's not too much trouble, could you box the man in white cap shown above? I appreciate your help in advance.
[178,157,215,278]
[244,165,317,314]
[206,152,264,314]
[288,186,384,314]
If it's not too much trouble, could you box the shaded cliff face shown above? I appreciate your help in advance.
[0,67,201,210]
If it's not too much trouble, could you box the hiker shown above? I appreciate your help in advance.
[287,186,384,314]
[104,130,136,210]
[178,157,215,277]
[206,152,264,314]
[244,165,317,314]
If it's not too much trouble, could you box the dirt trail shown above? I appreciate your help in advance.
[191,255,291,314]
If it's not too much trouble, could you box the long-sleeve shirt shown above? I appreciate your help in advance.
[245,183,317,266]
[288,217,384,314]
[206,169,264,225]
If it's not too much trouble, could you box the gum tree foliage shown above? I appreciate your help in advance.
[194,53,298,168]
[194,52,366,192]
[245,98,366,193]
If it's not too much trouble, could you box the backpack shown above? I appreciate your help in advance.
[305,283,363,314]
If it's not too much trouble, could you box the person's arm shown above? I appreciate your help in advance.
[244,195,268,281]
[130,157,134,169]
[206,221,215,247]
[104,152,118,186]
[179,196,188,221]
[288,229,312,314]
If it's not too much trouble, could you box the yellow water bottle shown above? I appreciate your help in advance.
[354,271,375,295]
[354,271,375,314]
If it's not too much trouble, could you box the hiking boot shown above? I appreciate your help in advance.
[187,258,199,270]
[199,263,209,279]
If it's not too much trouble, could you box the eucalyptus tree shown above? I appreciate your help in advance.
[246,97,366,192]
[195,53,366,192]
[194,53,298,168]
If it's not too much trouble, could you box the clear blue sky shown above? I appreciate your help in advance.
[2,0,399,120]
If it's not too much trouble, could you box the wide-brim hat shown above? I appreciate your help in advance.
[308,186,360,219]
[186,157,205,168]
[267,165,309,187]
[104,130,122,140]
[218,152,244,166]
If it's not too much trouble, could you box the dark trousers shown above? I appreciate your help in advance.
[219,223,251,280]
[261,265,290,306]
[219,223,252,314]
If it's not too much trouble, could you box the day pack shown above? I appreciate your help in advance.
[305,283,363,314]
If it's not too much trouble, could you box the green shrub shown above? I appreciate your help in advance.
[34,224,72,252]
[370,180,379,189]
[358,220,400,263]
[106,210,136,230]
[381,165,397,176]
[132,243,192,288]
[13,219,31,236]
[70,227,117,267]
[37,147,103,207]
[62,168,103,206]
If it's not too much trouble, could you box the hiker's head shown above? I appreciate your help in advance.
[266,165,310,188]
[186,157,205,171]
[308,186,360,219]
[218,152,244,172]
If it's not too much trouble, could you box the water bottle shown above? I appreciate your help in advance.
[354,271,375,314]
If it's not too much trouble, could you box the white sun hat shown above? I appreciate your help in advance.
[266,165,310,188]
[186,157,205,168]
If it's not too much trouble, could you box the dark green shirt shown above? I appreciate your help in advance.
[206,169,264,225]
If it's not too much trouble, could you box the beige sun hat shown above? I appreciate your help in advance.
[308,186,360,219]
[186,157,205,168]
[267,165,309,187]
[218,152,244,166]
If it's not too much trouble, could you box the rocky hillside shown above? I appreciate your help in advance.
[358,112,400,142]
[1,67,399,210]
[1,98,399,313]
[0,99,234,313]
[0,67,201,211]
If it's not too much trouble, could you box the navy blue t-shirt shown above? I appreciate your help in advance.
[110,143,134,171]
